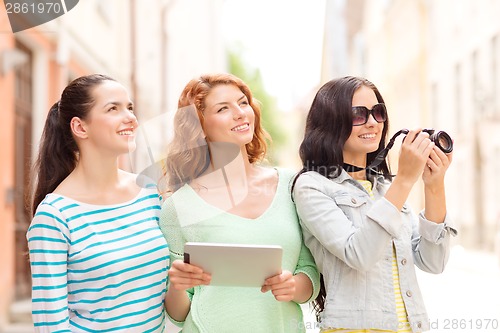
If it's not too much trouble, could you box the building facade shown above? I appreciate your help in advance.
[320,0,500,251]
[0,0,225,330]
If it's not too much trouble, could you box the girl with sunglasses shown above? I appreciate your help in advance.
[292,76,457,333]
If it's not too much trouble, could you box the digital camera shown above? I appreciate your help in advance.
[419,129,453,153]
[353,128,453,171]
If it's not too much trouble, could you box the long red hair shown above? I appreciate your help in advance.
[164,73,270,191]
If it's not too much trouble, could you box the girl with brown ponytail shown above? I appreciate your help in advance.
[27,74,169,332]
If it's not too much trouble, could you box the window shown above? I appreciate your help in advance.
[14,40,33,299]
[492,34,499,117]
[455,63,463,132]
[97,1,114,25]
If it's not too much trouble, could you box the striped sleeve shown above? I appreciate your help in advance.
[27,202,71,333]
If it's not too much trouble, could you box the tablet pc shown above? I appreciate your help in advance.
[183,242,283,287]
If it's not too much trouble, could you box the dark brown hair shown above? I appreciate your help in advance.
[29,74,116,216]
[294,76,391,318]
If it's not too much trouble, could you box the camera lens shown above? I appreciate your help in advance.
[431,131,453,153]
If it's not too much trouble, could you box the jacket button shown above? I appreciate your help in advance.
[351,198,357,204]
[401,258,407,265]
[417,322,422,328]
[406,290,412,297]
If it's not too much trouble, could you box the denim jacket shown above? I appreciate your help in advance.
[293,170,457,333]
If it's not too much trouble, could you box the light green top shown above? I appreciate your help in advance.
[159,167,320,333]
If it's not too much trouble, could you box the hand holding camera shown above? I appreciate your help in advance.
[420,131,453,188]
[397,128,453,186]
[394,129,436,184]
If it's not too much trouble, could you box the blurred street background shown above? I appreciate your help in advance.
[1,0,500,331]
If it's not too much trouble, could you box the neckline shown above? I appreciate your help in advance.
[46,187,147,208]
[182,167,281,221]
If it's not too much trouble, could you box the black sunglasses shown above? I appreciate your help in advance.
[352,103,387,126]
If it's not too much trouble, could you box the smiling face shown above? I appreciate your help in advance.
[202,84,255,148]
[343,85,385,166]
[80,80,138,155]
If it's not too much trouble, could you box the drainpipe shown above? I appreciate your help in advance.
[128,0,138,171]
[130,0,137,108]
[161,0,176,114]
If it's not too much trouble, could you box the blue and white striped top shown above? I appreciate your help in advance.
[27,187,169,333]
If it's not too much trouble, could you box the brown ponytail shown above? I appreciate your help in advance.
[29,74,116,216]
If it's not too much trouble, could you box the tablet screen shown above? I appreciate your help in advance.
[183,242,283,287]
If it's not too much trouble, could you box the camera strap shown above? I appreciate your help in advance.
[342,129,408,173]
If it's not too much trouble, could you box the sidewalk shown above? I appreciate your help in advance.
[416,246,500,333]
[0,324,33,333]
[1,299,32,333]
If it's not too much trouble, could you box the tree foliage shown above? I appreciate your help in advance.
[227,49,286,163]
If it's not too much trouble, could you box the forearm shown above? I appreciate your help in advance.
[164,287,191,322]
[292,273,313,304]
[423,184,446,223]
[384,176,414,211]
